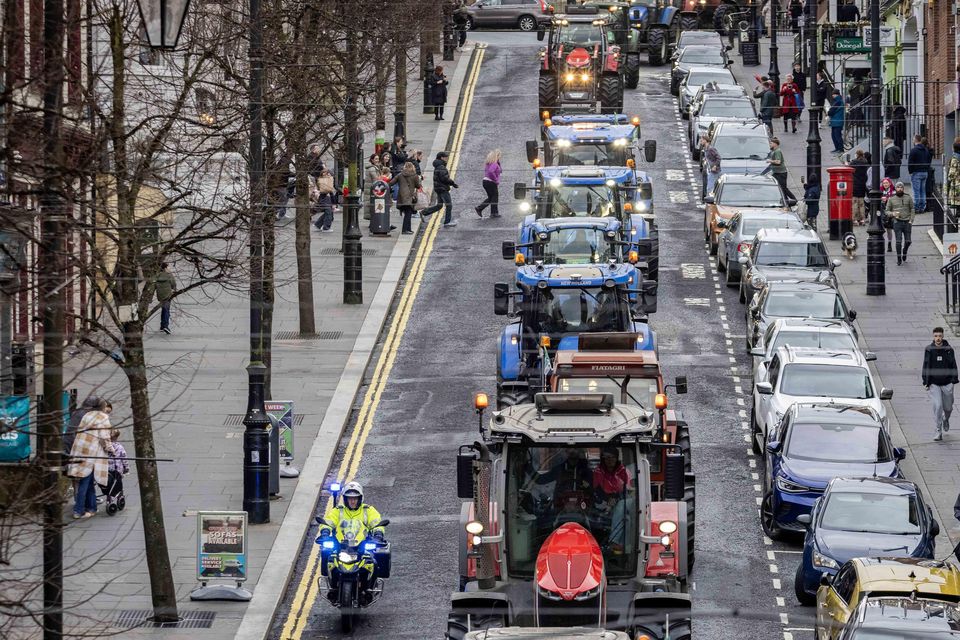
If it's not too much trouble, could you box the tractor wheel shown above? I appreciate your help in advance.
[713,4,731,33]
[683,481,696,572]
[680,14,700,31]
[669,618,693,640]
[647,28,668,66]
[795,565,817,606]
[761,491,786,541]
[497,390,532,409]
[518,14,538,32]
[677,423,692,472]
[445,611,505,640]
[598,75,623,114]
[538,74,558,113]
[624,54,641,89]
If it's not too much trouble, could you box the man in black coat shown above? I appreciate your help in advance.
[420,151,460,226]
[923,327,960,441]
[883,137,903,180]
[849,149,869,225]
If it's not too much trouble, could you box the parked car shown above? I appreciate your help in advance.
[463,0,550,31]
[739,228,840,304]
[688,95,758,158]
[752,347,892,464]
[700,120,770,194]
[746,282,857,351]
[795,476,938,606]
[678,65,737,118]
[816,558,960,640]
[676,29,725,50]
[703,173,794,256]
[750,318,859,378]
[670,44,731,95]
[837,593,960,639]
[717,210,804,285]
[760,403,904,540]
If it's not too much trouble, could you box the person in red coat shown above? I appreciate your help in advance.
[780,75,802,133]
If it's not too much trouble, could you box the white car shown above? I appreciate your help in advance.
[750,318,860,379]
[751,346,892,454]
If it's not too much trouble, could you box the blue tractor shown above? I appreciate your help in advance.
[493,262,657,408]
[513,166,659,281]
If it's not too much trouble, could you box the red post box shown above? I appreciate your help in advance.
[827,166,854,241]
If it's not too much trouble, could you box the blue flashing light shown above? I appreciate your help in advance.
[363,542,378,553]
[322,540,335,550]
[330,482,342,492]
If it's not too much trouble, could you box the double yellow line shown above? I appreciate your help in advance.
[277,46,485,640]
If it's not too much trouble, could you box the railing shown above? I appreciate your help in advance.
[940,252,960,326]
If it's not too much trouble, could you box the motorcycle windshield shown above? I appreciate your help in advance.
[338,518,367,546]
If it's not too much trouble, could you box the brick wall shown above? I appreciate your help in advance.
[923,0,957,151]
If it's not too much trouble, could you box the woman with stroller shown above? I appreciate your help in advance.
[67,398,114,519]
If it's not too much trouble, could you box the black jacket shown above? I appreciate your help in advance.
[803,182,821,216]
[427,72,448,106]
[923,340,960,387]
[908,143,932,174]
[850,158,869,197]
[814,79,830,106]
[390,143,408,175]
[432,158,458,192]
[883,144,902,168]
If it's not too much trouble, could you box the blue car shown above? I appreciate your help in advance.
[761,403,904,541]
[794,476,939,606]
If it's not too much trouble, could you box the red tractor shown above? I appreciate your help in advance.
[448,392,692,640]
[537,10,625,115]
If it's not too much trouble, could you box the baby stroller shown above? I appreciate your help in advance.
[99,469,127,516]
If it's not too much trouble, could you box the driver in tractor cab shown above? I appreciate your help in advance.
[536,448,593,512]
[319,481,386,543]
[593,447,632,552]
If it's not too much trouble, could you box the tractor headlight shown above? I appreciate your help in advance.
[465,520,484,535]
[635,201,649,212]
[573,584,602,601]
[658,521,678,535]
[538,232,549,240]
[660,534,672,546]
[614,138,628,147]
[538,585,564,601]
[565,72,575,82]
[549,177,561,188]
[580,72,590,82]
[519,201,531,212]
[557,139,571,148]
[813,550,838,569]
[605,179,616,187]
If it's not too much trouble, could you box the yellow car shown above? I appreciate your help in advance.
[816,557,960,640]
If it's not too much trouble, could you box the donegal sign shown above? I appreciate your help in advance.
[832,37,869,53]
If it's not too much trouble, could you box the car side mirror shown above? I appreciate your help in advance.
[880,387,893,400]
[893,447,906,461]
[725,59,733,66]
[847,309,857,321]
[786,197,798,207]
[750,347,765,357]
[864,351,877,362]
[675,375,688,394]
[820,573,833,587]
[831,259,843,269]
[756,381,773,395]
[644,139,657,163]
[502,241,516,260]
[494,283,510,316]
[797,513,812,527]
[525,140,539,164]
[514,182,527,200]
[738,256,748,265]
[704,195,715,204]
[932,518,941,537]
[765,441,780,454]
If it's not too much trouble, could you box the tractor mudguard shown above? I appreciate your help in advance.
[458,502,472,590]
[449,590,512,616]
[633,323,656,350]
[628,5,649,23]
[653,5,678,27]
[631,594,693,640]
[498,323,522,382]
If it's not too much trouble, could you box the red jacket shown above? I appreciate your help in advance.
[780,83,801,115]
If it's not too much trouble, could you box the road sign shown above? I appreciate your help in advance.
[943,232,960,266]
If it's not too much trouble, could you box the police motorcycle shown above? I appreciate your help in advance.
[314,482,391,632]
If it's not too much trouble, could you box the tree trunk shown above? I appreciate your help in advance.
[293,143,315,335]
[396,46,407,136]
[261,206,275,398]
[124,327,178,622]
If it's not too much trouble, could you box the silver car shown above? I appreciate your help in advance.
[716,210,804,286]
[738,228,840,305]
[750,317,860,379]
[676,30,725,50]
[678,66,736,119]
[463,0,549,31]
[688,95,758,159]
[670,45,732,96]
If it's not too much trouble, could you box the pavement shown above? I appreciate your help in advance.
[726,40,960,548]
[11,45,478,640]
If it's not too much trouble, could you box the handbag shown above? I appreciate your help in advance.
[414,188,430,211]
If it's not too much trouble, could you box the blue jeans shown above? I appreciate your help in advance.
[160,300,171,330]
[423,191,453,223]
[74,473,97,516]
[314,204,334,230]
[831,126,844,152]
[706,170,720,196]
[911,171,927,213]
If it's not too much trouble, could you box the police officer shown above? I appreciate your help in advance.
[320,482,386,541]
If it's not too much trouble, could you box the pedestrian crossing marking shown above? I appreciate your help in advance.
[680,263,706,279]
[666,169,686,181]
[669,191,690,203]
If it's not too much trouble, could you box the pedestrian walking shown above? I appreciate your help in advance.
[476,149,502,218]
[64,395,102,460]
[849,149,869,226]
[882,137,903,181]
[947,137,960,222]
[760,81,779,135]
[789,0,802,32]
[890,103,907,151]
[427,65,449,121]
[389,161,426,235]
[312,168,335,231]
[813,72,830,126]
[908,134,931,215]
[153,262,175,334]
[923,327,959,441]
[879,176,895,251]
[791,62,807,93]
[779,75,802,133]
[828,90,845,153]
[453,1,469,48]
[67,399,114,519]
[306,144,325,179]
[752,74,770,100]
[766,137,797,201]
[760,0,771,36]
[703,135,722,196]
[885,181,915,265]
[421,151,460,227]
[365,154,384,221]
[802,174,821,228]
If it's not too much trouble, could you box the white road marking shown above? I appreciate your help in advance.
[684,297,711,306]
[669,191,690,203]
[666,169,686,181]
[680,263,706,279]
[769,564,779,574]
[772,578,782,589]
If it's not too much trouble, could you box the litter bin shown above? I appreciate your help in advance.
[369,180,392,236]
[827,166,854,241]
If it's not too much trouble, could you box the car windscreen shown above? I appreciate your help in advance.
[685,69,735,87]
[718,183,784,207]
[699,99,756,119]
[549,185,618,218]
[754,241,829,267]
[711,134,769,159]
[765,291,846,318]
[769,330,856,353]
[819,491,921,535]
[541,227,618,264]
[741,216,801,235]
[785,422,886,462]
[678,32,723,48]
[680,48,723,65]
[779,364,874,398]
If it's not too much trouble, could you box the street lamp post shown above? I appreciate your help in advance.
[805,0,821,194]
[343,23,363,305]
[769,0,781,90]
[136,0,191,48]
[865,0,885,295]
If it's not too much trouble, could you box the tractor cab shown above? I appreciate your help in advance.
[449,393,692,638]
[501,218,648,269]
[533,114,657,169]
[493,264,657,408]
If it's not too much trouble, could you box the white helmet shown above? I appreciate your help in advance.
[342,481,363,507]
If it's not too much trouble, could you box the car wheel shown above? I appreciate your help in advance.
[726,264,738,287]
[716,248,726,273]
[739,282,746,304]
[517,15,537,32]
[795,565,816,606]
[761,492,785,541]
[750,408,762,455]
[709,232,718,256]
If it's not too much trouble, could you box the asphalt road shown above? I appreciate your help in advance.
[269,31,818,640]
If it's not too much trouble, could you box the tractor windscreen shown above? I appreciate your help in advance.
[557,375,659,409]
[505,444,639,578]
[528,287,629,334]
[551,142,626,166]
[558,23,605,48]
[548,185,618,218]
[540,228,617,264]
